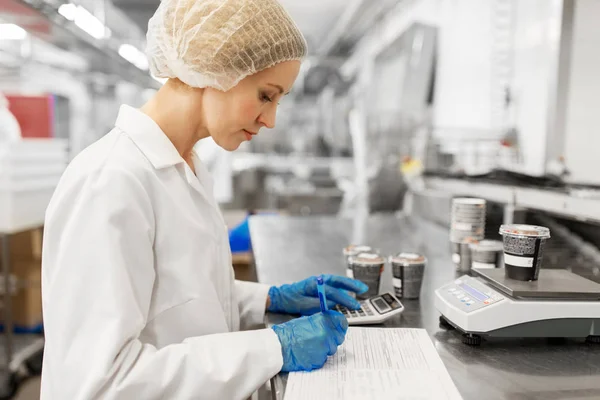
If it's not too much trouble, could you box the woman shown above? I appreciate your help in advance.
[40,0,368,399]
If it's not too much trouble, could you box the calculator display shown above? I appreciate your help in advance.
[372,298,391,314]
[381,293,402,309]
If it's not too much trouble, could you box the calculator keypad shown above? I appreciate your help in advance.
[335,301,374,318]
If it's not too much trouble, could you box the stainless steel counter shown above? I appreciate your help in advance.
[249,214,600,400]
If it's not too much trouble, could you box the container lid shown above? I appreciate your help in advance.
[452,198,486,206]
[350,252,385,265]
[469,240,503,252]
[390,252,426,265]
[343,244,372,256]
[499,224,551,239]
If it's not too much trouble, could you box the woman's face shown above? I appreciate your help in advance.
[201,60,301,151]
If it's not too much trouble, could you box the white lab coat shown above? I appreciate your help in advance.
[40,105,283,400]
[195,138,233,204]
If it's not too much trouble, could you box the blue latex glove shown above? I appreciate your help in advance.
[272,310,348,372]
[268,275,369,316]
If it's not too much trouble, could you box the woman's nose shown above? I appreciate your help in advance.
[258,106,277,129]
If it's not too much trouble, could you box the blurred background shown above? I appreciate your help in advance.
[1,0,600,398]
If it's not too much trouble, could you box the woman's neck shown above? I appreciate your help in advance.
[140,79,210,162]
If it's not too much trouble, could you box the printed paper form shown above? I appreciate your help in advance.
[284,328,463,400]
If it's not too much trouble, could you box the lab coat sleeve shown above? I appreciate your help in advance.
[41,166,283,400]
[235,280,272,329]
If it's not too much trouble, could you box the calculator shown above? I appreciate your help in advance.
[334,292,404,325]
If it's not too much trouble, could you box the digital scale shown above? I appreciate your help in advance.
[334,292,404,325]
[435,268,600,345]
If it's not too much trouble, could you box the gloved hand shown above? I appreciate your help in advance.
[268,275,369,315]
[272,310,348,372]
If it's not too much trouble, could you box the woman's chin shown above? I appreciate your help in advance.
[220,139,242,152]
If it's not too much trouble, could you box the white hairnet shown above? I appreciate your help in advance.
[146,0,308,91]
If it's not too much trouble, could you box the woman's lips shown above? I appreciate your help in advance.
[243,130,256,141]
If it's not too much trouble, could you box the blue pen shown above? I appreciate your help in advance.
[317,276,328,312]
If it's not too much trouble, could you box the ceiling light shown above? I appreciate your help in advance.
[119,44,149,71]
[74,6,107,40]
[58,3,109,40]
[58,3,77,21]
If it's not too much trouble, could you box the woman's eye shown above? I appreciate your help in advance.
[260,93,273,103]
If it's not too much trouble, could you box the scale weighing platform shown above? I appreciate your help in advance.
[435,268,600,345]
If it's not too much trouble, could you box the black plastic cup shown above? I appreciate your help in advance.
[349,253,384,300]
[499,225,551,281]
[390,253,426,299]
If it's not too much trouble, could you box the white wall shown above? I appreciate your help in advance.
[371,53,408,116]
[560,0,600,185]
[342,0,498,137]
[510,0,563,176]
[342,0,588,179]
[433,0,494,133]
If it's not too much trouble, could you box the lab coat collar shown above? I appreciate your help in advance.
[191,152,216,203]
[115,105,184,169]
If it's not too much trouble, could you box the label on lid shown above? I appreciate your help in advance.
[351,252,385,265]
[344,245,372,255]
[399,253,420,260]
[392,252,425,265]
[452,254,460,264]
[500,224,550,239]
[359,253,379,260]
